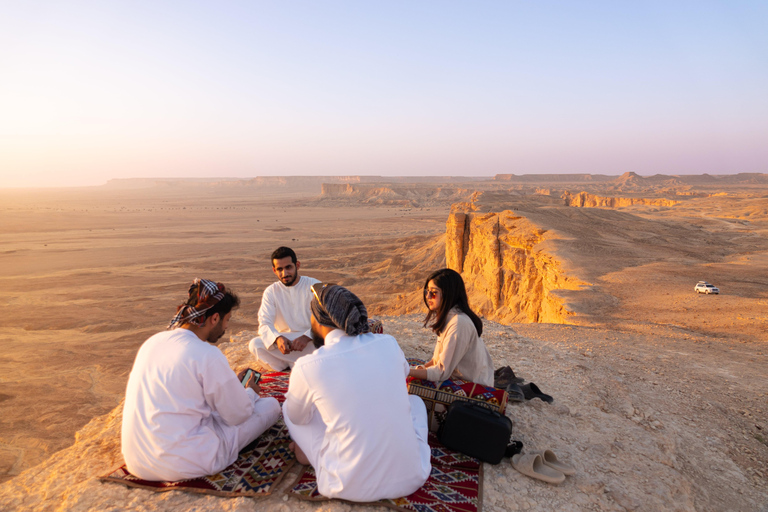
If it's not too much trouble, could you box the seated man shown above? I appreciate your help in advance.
[249,246,321,371]
[121,278,281,481]
[283,284,431,502]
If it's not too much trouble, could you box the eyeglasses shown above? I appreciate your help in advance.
[424,289,441,299]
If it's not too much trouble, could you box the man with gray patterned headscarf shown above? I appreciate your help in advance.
[309,283,370,343]
[283,284,431,502]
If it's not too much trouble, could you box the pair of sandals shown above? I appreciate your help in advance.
[494,366,554,403]
[511,449,575,484]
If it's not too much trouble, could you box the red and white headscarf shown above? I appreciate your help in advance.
[168,278,226,329]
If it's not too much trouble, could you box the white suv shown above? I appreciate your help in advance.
[694,282,719,294]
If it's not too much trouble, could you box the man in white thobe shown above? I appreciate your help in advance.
[248,247,321,371]
[283,284,431,501]
[122,279,281,481]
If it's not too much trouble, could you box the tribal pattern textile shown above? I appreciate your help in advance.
[100,372,294,497]
[406,358,508,414]
[258,370,291,404]
[168,278,226,329]
[287,433,483,512]
[368,318,384,334]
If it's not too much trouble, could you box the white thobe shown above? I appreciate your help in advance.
[121,328,281,481]
[248,275,321,371]
[283,330,431,502]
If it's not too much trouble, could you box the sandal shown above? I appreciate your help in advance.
[531,449,575,475]
[511,453,565,484]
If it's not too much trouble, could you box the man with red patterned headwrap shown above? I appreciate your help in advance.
[121,279,281,481]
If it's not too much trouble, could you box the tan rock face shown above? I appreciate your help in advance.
[562,191,680,208]
[320,183,475,207]
[446,210,584,324]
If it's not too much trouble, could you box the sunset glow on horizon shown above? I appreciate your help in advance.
[1,1,767,188]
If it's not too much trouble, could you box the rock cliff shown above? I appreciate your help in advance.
[562,191,680,208]
[319,183,474,207]
[445,209,585,324]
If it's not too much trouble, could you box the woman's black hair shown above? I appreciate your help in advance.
[423,268,482,337]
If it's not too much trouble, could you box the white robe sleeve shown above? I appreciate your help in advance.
[257,286,281,349]
[283,366,315,426]
[202,352,256,426]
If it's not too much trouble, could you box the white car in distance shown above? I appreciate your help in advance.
[695,281,719,294]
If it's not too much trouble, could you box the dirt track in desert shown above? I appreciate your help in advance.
[0,177,766,510]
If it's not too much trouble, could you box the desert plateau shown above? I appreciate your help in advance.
[0,173,766,511]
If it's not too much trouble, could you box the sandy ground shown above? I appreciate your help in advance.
[0,180,767,510]
[0,320,765,511]
[0,185,447,483]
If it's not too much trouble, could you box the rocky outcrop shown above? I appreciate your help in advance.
[319,183,474,207]
[5,321,762,511]
[446,210,585,324]
[562,191,680,208]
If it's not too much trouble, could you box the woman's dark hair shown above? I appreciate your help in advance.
[423,268,482,337]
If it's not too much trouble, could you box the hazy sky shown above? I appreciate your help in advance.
[1,1,767,187]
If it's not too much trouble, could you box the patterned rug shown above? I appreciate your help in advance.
[287,433,483,512]
[101,372,294,497]
[406,358,507,412]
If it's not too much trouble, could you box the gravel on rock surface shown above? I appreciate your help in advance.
[2,315,766,512]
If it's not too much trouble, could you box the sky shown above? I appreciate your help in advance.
[1,1,767,187]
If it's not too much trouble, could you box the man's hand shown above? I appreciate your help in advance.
[290,335,312,352]
[237,369,262,394]
[247,375,261,394]
[276,336,292,354]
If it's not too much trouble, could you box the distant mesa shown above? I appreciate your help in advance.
[319,183,476,207]
[562,191,680,208]
[493,173,610,183]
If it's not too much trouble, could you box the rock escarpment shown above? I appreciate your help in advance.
[446,209,585,324]
[320,183,474,207]
[562,191,680,208]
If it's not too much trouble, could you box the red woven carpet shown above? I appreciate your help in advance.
[287,435,483,512]
[100,372,294,497]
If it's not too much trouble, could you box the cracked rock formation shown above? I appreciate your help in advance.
[445,209,585,325]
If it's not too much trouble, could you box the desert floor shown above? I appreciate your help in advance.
[0,185,447,483]
[0,183,766,511]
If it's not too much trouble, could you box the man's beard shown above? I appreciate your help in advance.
[207,323,225,344]
[311,325,325,348]
[281,274,298,286]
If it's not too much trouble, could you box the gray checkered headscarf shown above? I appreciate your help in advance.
[310,285,370,336]
[168,278,226,329]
